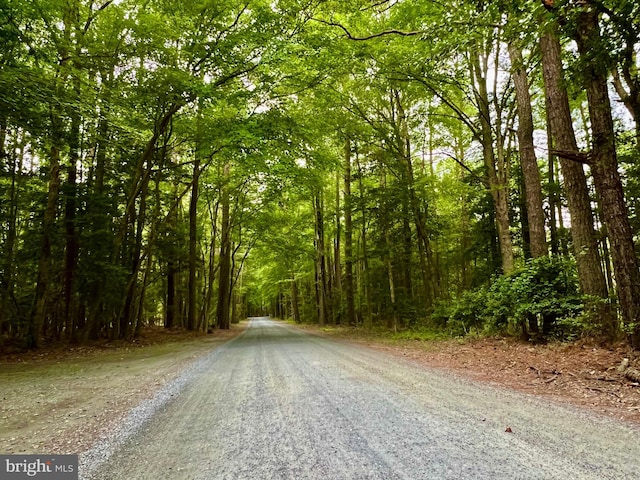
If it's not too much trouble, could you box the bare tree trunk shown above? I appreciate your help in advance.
[343,138,356,326]
[539,23,611,325]
[187,159,200,331]
[216,162,232,330]
[508,43,547,259]
[574,6,640,345]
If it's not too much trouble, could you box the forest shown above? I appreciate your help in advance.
[0,0,639,351]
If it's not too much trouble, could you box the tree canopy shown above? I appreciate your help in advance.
[1,0,640,350]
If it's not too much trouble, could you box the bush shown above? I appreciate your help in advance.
[446,287,489,336]
[438,256,586,341]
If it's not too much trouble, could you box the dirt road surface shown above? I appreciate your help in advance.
[85,317,640,479]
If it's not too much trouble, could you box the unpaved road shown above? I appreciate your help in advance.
[87,317,640,479]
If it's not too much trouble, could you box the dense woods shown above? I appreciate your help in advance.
[1,0,639,351]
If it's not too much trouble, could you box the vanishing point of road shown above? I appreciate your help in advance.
[87,317,640,479]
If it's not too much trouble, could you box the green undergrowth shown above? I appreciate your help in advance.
[431,256,605,342]
[286,257,608,345]
[289,320,452,345]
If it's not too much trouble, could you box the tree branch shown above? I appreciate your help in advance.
[311,18,423,41]
[550,149,592,164]
[83,1,114,35]
[192,2,251,74]
[403,74,480,139]
[439,151,489,187]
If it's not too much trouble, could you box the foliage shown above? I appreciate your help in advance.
[1,0,639,349]
[438,257,588,341]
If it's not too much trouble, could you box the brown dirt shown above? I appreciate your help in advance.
[0,324,246,455]
[297,324,640,425]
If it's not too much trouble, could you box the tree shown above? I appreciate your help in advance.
[538,13,612,335]
[508,41,547,259]
[3,0,640,350]
[571,2,640,344]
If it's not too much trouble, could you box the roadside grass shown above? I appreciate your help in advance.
[287,320,453,346]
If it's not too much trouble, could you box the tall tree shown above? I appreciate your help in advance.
[508,42,547,259]
[538,16,611,332]
[343,137,356,326]
[571,2,640,344]
[216,161,232,330]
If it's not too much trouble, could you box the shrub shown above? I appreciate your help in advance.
[438,256,586,341]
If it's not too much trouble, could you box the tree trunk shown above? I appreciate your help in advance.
[333,169,342,323]
[314,191,329,326]
[508,43,547,259]
[82,68,113,342]
[166,259,176,329]
[393,90,436,302]
[120,171,148,339]
[28,142,61,349]
[187,159,200,331]
[202,200,219,328]
[539,23,611,322]
[112,102,183,263]
[291,273,301,323]
[546,119,560,256]
[343,138,356,326]
[62,4,83,342]
[216,162,232,330]
[63,71,81,342]
[380,170,398,332]
[612,69,640,152]
[355,150,372,327]
[135,250,153,336]
[470,49,514,274]
[1,127,22,341]
[574,6,640,345]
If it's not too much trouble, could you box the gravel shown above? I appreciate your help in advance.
[81,317,640,479]
[79,334,244,479]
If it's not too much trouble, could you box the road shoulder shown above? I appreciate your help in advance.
[0,324,247,454]
[289,321,640,425]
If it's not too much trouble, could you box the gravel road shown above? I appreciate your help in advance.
[84,317,640,479]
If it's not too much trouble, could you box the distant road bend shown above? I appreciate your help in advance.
[86,317,640,479]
